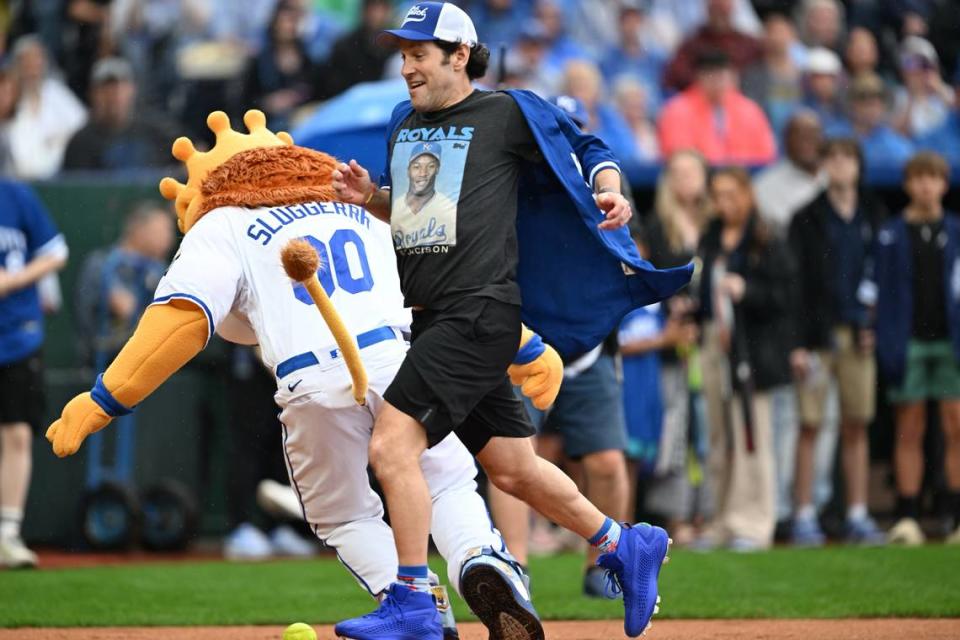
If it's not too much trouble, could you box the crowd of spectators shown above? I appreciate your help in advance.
[497,88,959,559]
[605,139,960,553]
[0,0,958,178]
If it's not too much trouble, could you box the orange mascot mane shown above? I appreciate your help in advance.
[159,109,340,233]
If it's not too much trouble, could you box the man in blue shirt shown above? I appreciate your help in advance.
[599,2,667,111]
[0,180,67,568]
[73,201,174,367]
[826,74,914,173]
[534,0,590,79]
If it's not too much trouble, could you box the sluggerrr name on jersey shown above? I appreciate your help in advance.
[246,201,371,246]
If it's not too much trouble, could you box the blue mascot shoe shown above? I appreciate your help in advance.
[335,583,443,640]
[596,523,670,637]
[459,546,544,640]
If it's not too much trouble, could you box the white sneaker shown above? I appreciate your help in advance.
[223,523,272,560]
[728,537,767,552]
[887,517,926,546]
[0,536,38,569]
[946,525,960,545]
[256,479,304,521]
[269,525,316,557]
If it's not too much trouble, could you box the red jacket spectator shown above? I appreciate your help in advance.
[663,0,763,91]
[658,50,776,164]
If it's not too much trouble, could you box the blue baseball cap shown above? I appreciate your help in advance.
[549,95,588,128]
[409,141,442,163]
[380,2,478,48]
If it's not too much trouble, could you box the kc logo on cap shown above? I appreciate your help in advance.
[409,141,442,163]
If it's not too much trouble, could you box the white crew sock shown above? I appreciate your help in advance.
[795,504,816,522]
[0,507,23,541]
[847,503,868,523]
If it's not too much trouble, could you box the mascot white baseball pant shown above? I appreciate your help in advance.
[274,337,503,596]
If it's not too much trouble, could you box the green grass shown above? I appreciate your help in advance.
[1,547,958,627]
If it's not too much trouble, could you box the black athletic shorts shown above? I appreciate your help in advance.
[0,350,45,432]
[384,296,536,455]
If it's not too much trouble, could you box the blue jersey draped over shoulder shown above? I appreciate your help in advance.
[384,89,693,357]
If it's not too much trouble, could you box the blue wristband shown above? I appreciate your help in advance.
[90,374,134,417]
[513,332,546,365]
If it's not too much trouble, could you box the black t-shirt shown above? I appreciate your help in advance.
[386,90,540,308]
[908,219,949,340]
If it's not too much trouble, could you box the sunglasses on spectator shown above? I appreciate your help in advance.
[901,56,936,72]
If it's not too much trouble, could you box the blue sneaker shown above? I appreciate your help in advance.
[459,547,544,640]
[791,516,826,547]
[845,516,885,546]
[596,523,670,638]
[334,583,442,640]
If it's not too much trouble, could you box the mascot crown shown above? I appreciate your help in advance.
[159,109,294,233]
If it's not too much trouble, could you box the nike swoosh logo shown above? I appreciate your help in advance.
[287,379,303,392]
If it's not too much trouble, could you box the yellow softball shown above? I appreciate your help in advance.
[282,622,317,640]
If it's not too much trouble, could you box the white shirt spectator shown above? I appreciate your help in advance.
[892,86,954,139]
[8,77,87,180]
[753,159,824,235]
[890,36,954,139]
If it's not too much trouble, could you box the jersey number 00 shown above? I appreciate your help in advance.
[292,230,374,304]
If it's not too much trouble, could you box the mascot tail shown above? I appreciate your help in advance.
[280,239,368,405]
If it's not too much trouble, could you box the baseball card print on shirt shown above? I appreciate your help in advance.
[390,136,469,253]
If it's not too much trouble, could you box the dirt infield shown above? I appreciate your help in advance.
[4,619,959,639]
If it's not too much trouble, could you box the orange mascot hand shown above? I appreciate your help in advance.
[46,392,113,458]
[507,326,564,410]
[45,300,208,459]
